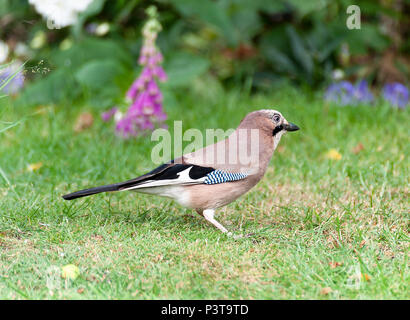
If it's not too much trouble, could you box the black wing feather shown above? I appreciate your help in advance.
[62,162,215,200]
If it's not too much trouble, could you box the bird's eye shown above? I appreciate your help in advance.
[273,115,281,123]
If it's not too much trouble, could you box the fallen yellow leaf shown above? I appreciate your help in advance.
[27,162,43,172]
[362,273,371,282]
[61,264,80,280]
[325,149,342,160]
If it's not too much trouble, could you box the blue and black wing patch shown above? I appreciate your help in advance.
[204,170,248,185]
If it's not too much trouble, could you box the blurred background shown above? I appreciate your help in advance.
[0,0,408,110]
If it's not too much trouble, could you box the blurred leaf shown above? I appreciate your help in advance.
[345,23,390,55]
[317,38,342,63]
[157,20,186,52]
[352,0,399,18]
[80,0,107,19]
[259,26,290,55]
[286,26,313,78]
[0,1,7,15]
[286,0,329,17]
[229,0,287,12]
[231,8,261,42]
[262,46,298,76]
[17,68,79,106]
[74,59,126,91]
[164,53,210,87]
[87,86,121,108]
[305,23,343,62]
[114,0,141,24]
[51,38,132,70]
[73,0,107,38]
[169,0,238,46]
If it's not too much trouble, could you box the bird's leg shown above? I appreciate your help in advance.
[202,209,232,236]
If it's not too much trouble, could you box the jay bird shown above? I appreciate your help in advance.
[62,110,299,235]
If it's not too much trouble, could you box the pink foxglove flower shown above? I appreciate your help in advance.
[101,107,118,122]
[106,6,167,138]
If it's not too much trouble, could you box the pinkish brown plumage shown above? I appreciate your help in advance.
[62,110,299,236]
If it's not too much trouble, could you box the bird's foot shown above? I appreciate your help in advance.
[227,232,244,240]
[227,232,256,240]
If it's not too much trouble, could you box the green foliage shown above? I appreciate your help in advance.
[51,38,132,68]
[344,23,390,55]
[73,0,107,38]
[260,24,339,86]
[18,38,132,107]
[2,0,407,107]
[75,60,125,91]
[169,0,239,46]
[18,68,79,106]
[164,52,210,87]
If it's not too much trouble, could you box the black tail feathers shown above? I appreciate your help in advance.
[62,162,179,201]
[62,184,120,200]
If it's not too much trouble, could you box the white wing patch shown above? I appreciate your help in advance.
[122,166,250,192]
[122,166,205,191]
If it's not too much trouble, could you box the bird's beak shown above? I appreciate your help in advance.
[283,122,300,132]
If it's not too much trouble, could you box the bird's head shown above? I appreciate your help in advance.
[239,109,299,150]
[262,109,299,149]
[267,110,300,135]
[242,109,299,134]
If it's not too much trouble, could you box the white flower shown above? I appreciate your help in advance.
[95,22,110,36]
[332,69,344,80]
[0,41,9,63]
[29,0,94,28]
[114,111,123,122]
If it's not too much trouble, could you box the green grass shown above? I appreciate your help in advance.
[0,86,408,299]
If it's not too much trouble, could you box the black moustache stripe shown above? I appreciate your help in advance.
[272,125,283,136]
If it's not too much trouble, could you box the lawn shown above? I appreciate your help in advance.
[0,87,408,299]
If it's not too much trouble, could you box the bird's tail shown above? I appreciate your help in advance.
[62,183,122,200]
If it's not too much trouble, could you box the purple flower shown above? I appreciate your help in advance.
[107,6,167,138]
[0,64,25,94]
[101,107,118,122]
[115,117,136,138]
[354,80,374,104]
[382,83,409,109]
[325,80,373,106]
[325,81,355,106]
